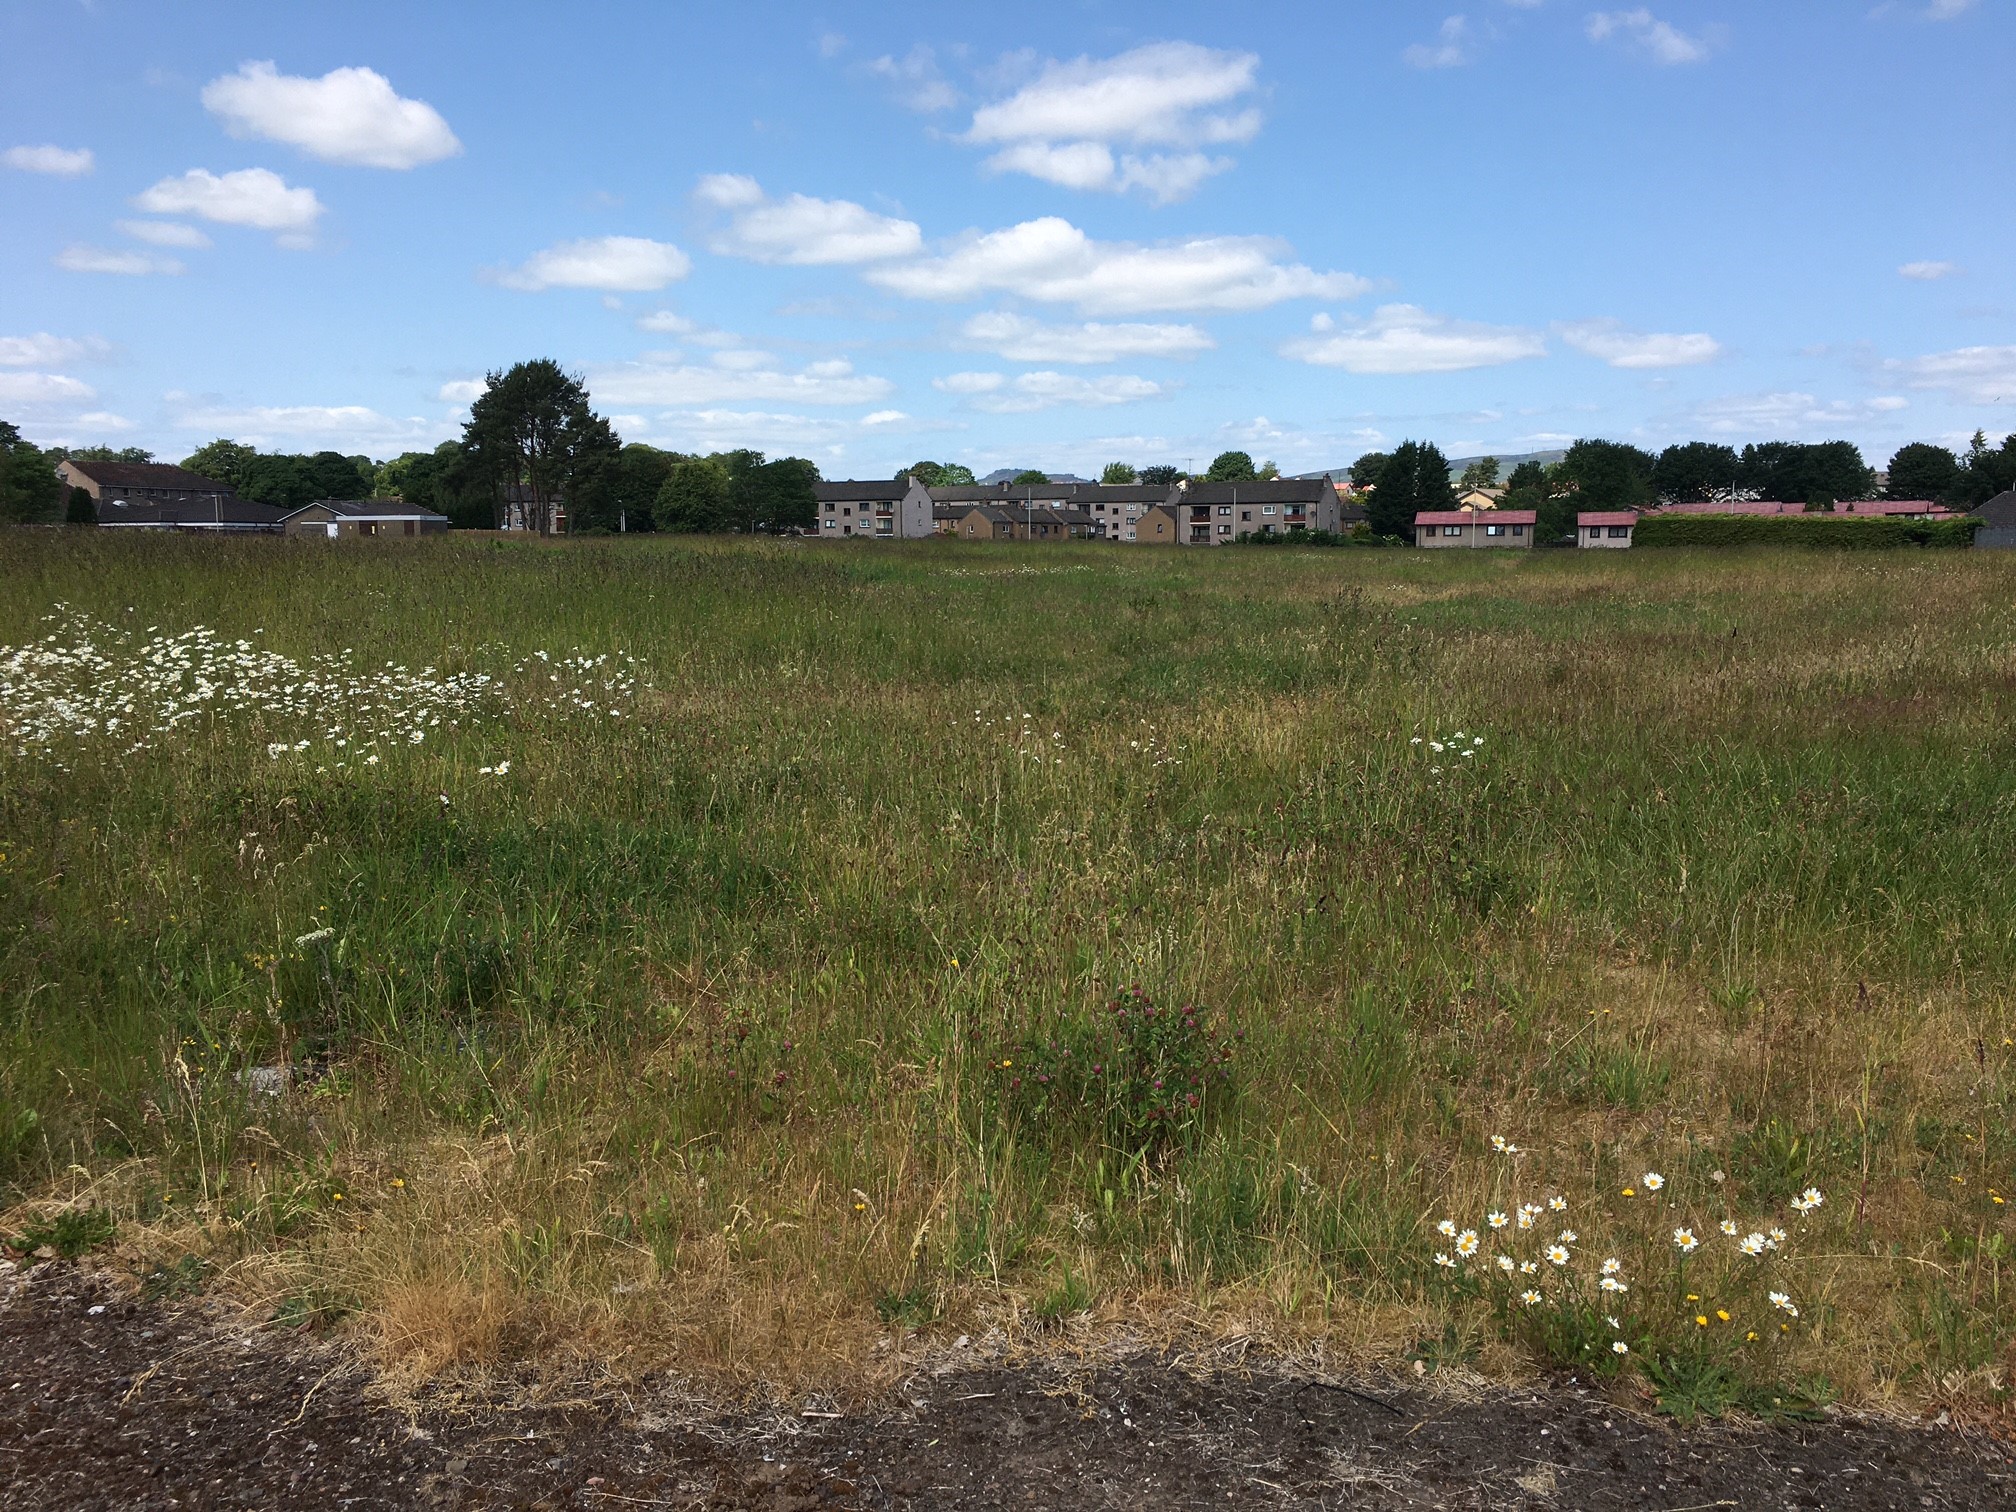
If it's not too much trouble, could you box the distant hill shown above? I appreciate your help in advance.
[977,469,1093,485]
[1291,449,1567,484]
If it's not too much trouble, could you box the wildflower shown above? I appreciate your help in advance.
[1673,1228,1699,1253]
[1545,1245,1570,1267]
[1767,1227,1787,1247]
[1791,1187,1825,1214]
[1769,1292,1799,1318]
[1695,1315,1709,1327]
[1600,1257,1622,1275]
[1557,1229,1578,1244]
[1455,1230,1480,1257]
[1621,1187,1635,1197]
[294,927,334,947]
[1521,1290,1543,1307]
[1437,1219,1458,1238]
[1600,1276,1629,1293]
[390,1177,405,1189]
[1487,1211,1508,1230]
[1519,1261,1538,1275]
[1490,1134,1512,1152]
[365,754,380,765]
[1546,1196,1567,1212]
[1720,1220,1740,1237]
[1497,1255,1516,1273]
[1430,741,1445,753]
[1516,1204,1540,1230]
[1716,1309,1731,1322]
[1433,1253,1455,1269]
[1739,1232,1768,1256]
[1410,736,1422,745]
[1612,1341,1629,1356]
[1642,1172,1664,1192]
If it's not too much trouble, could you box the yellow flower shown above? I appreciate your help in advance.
[1621,1187,1635,1197]
[1746,1330,1759,1341]
[1695,1315,1709,1327]
[853,1202,866,1212]
[332,1192,344,1202]
[1717,1309,1731,1322]
[1001,1059,1013,1069]
[390,1177,405,1188]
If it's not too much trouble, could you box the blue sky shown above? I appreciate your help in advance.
[3,1,2010,477]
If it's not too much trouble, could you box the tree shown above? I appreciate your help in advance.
[1504,460,1548,494]
[1348,451,1390,489]
[1952,431,2016,509]
[1737,441,1875,506]
[1138,464,1183,486]
[180,438,257,489]
[1885,442,1960,503]
[722,450,819,533]
[654,457,732,532]
[1367,441,1454,541]
[66,486,96,525]
[1458,456,1501,491]
[1256,459,1281,480]
[1557,439,1656,513]
[1204,450,1256,482]
[461,359,620,534]
[58,444,152,464]
[309,451,373,500]
[599,442,679,531]
[938,463,976,486]
[0,421,64,523]
[1652,441,1741,503]
[1502,460,1555,533]
[1101,461,1138,484]
[904,460,947,486]
[1012,469,1050,486]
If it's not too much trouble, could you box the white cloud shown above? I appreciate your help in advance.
[4,144,93,176]
[55,245,185,276]
[492,236,691,292]
[438,378,486,404]
[637,310,697,335]
[964,42,1260,201]
[868,217,1366,315]
[0,333,109,368]
[1883,344,2016,405]
[958,371,1165,414]
[957,310,1215,363]
[861,410,910,427]
[867,45,959,113]
[698,176,923,265]
[134,168,324,235]
[934,372,1008,395]
[1925,0,1977,17]
[167,400,446,450]
[628,409,867,460]
[588,355,895,407]
[201,61,461,169]
[1558,318,1721,368]
[1685,391,1917,435]
[1898,260,1960,281]
[1282,304,1547,374]
[1406,17,1477,69]
[0,372,96,406]
[1586,9,1714,64]
[116,219,212,248]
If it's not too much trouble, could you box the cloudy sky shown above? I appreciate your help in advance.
[2,1,2010,476]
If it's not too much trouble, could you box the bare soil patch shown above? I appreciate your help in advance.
[2,1261,2008,1510]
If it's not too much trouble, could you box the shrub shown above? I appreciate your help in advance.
[1634,513,1978,549]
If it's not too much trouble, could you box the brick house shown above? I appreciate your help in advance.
[814,478,933,538]
[280,499,450,538]
[57,458,236,506]
[1169,477,1344,544]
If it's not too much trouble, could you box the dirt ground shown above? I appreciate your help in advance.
[2,1259,2009,1511]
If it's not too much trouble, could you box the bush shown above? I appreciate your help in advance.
[1635,513,1979,549]
[1229,528,1364,548]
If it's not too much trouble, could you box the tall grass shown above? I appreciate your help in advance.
[1,532,2010,1405]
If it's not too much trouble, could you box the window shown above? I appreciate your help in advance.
[824,519,836,530]
[1240,510,1252,521]
[1217,505,1232,516]
[1262,505,1276,516]
[1512,525,1525,536]
[842,506,851,516]
[1609,526,1630,538]
[1444,525,1462,537]
[1218,522,1231,534]
[1486,524,1505,537]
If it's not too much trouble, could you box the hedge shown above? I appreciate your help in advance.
[1633,513,1980,549]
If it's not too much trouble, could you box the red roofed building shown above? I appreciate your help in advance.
[1578,511,1637,548]
[1414,509,1537,548]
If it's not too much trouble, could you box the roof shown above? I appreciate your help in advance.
[1577,512,1639,528]
[1971,490,2016,527]
[1416,510,1538,526]
[65,459,234,493]
[1837,499,1948,516]
[1652,500,1805,516]
[814,479,910,503]
[956,504,1018,523]
[95,496,285,528]
[1183,478,1333,505]
[284,498,449,521]
[1082,484,1179,503]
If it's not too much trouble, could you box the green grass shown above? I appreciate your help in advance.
[1,531,2011,1404]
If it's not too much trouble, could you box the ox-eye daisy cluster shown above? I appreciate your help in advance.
[0,608,640,767]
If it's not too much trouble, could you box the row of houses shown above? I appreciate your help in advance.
[1412,496,1962,549]
[57,460,449,537]
[814,476,1355,544]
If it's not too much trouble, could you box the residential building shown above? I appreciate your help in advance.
[1577,511,1637,548]
[280,499,450,538]
[1970,490,2016,548]
[1455,487,1506,512]
[814,478,932,538]
[1414,509,1538,547]
[1134,504,1180,543]
[1173,477,1344,544]
[1081,483,1178,540]
[954,504,1018,541]
[57,458,236,506]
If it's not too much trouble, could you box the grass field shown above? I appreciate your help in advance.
[1,532,2011,1414]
